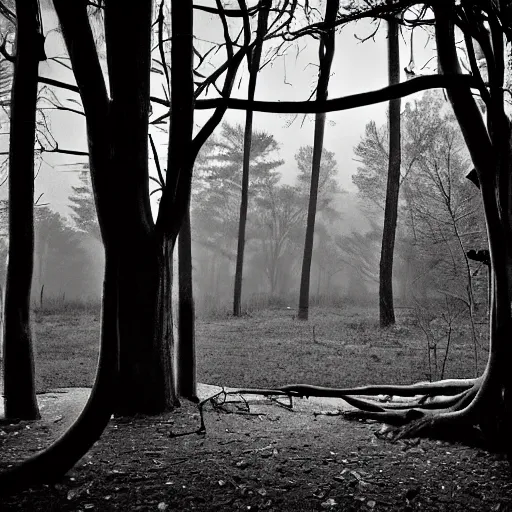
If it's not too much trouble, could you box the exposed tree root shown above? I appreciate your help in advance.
[341,381,486,448]
[223,378,491,446]
[336,389,473,413]
[275,378,480,397]
[190,378,494,449]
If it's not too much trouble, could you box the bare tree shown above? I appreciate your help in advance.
[0,0,293,490]
[297,0,339,320]
[170,1,196,401]
[379,15,401,327]
[233,0,271,316]
[2,0,42,421]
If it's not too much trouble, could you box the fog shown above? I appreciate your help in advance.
[0,2,489,319]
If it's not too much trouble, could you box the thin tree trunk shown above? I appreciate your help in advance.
[177,208,197,399]
[233,2,270,317]
[2,0,41,421]
[379,17,401,327]
[165,0,195,402]
[298,0,338,320]
[316,264,321,299]
[233,105,253,316]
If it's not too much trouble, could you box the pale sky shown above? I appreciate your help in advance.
[0,3,438,219]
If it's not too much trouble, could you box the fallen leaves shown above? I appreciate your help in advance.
[321,497,337,508]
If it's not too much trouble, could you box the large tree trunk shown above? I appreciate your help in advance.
[177,209,197,399]
[55,0,177,416]
[434,6,512,451]
[104,0,176,415]
[233,2,270,317]
[116,241,176,415]
[297,0,338,320]
[2,0,41,421]
[379,18,401,327]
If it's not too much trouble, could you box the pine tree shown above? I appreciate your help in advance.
[68,166,101,241]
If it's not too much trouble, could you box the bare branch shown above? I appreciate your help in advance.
[194,73,478,113]
[0,1,16,24]
[38,76,79,94]
[40,147,89,156]
[149,133,165,188]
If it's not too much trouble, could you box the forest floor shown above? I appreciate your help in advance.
[2,304,511,510]
[2,385,512,511]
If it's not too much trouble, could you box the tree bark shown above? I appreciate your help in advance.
[54,0,177,416]
[379,17,401,327]
[163,0,196,402]
[177,208,197,399]
[233,2,270,317]
[2,0,41,421]
[297,0,338,320]
[103,0,177,415]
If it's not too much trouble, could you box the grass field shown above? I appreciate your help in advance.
[21,304,489,393]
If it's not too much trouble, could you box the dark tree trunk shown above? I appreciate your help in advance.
[157,238,177,407]
[55,0,177,416]
[177,209,197,399]
[162,0,195,402]
[2,0,41,421]
[379,18,401,327]
[297,113,325,320]
[103,0,176,415]
[233,106,254,317]
[297,0,338,320]
[434,6,512,453]
[0,0,120,488]
[233,2,270,317]
[0,251,120,492]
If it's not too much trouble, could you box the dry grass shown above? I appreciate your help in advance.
[21,304,489,393]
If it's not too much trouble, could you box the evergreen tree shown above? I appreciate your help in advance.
[68,166,101,241]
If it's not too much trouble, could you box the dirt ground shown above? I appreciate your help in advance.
[2,386,512,511]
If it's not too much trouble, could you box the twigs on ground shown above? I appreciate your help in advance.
[171,388,295,438]
[167,377,484,443]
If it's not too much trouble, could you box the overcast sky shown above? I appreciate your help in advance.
[0,3,437,219]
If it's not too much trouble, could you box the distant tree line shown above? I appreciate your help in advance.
[190,122,344,313]
[0,198,102,306]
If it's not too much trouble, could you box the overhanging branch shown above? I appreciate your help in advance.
[40,72,475,117]
[193,74,478,113]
